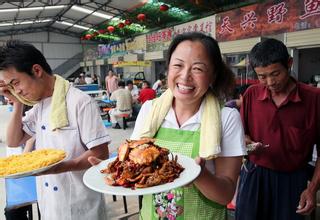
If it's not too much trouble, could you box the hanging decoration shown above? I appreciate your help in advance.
[124,19,132,25]
[81,1,193,42]
[98,29,106,34]
[107,26,115,33]
[137,13,146,21]
[85,34,92,40]
[118,22,125,28]
[159,4,169,11]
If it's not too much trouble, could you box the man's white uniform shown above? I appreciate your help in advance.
[22,86,110,220]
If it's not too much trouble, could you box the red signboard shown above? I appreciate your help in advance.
[216,0,320,42]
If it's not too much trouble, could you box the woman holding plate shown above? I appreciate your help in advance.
[129,32,247,219]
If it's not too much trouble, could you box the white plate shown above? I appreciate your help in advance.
[2,158,66,179]
[83,153,201,196]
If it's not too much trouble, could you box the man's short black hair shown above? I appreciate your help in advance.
[126,80,133,85]
[249,38,290,70]
[142,80,151,87]
[118,80,125,87]
[0,40,52,75]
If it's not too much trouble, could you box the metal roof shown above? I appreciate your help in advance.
[0,0,146,38]
[0,0,255,42]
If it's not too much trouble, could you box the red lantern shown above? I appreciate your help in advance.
[107,26,115,33]
[137,13,146,21]
[118,22,125,28]
[85,34,92,40]
[159,4,169,11]
[124,19,131,25]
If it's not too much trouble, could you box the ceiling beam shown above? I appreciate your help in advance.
[0,26,80,38]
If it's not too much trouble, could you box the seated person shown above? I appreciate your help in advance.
[109,81,133,129]
[225,84,250,110]
[152,73,166,95]
[101,91,108,100]
[126,80,141,118]
[85,74,93,84]
[125,80,139,103]
[138,80,156,104]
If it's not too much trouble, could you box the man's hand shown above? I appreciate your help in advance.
[88,156,102,166]
[296,188,316,215]
[0,80,19,103]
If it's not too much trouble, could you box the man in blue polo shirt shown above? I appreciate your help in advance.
[236,38,320,220]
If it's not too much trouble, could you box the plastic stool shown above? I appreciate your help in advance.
[118,114,130,130]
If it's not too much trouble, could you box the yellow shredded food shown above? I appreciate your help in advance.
[0,149,66,177]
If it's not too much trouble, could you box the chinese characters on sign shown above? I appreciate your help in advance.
[146,29,172,44]
[300,0,320,19]
[216,0,320,42]
[219,17,235,34]
[267,2,288,24]
[174,15,215,37]
[146,28,173,52]
[240,11,258,30]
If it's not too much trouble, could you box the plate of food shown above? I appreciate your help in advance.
[0,149,66,179]
[83,138,201,196]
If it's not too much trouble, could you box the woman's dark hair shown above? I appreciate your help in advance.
[166,32,235,100]
[249,38,290,70]
[0,40,52,75]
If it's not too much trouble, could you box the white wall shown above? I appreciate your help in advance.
[0,32,83,70]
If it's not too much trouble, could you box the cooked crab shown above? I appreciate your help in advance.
[117,138,156,162]
[101,139,183,189]
[129,145,160,165]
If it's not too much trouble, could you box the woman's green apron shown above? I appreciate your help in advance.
[140,127,226,220]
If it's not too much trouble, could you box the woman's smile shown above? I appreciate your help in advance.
[176,83,195,94]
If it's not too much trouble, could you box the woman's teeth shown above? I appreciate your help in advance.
[177,84,194,90]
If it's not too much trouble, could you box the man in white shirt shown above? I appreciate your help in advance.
[125,80,139,102]
[84,73,93,84]
[0,40,110,220]
[109,80,133,129]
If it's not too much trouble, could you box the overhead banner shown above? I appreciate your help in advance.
[125,35,147,53]
[112,61,151,67]
[83,45,98,61]
[146,28,173,52]
[97,41,127,59]
[216,0,320,42]
[174,15,215,37]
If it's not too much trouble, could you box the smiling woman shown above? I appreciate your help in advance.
[129,32,247,220]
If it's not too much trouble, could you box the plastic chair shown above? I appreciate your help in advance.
[5,176,38,220]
